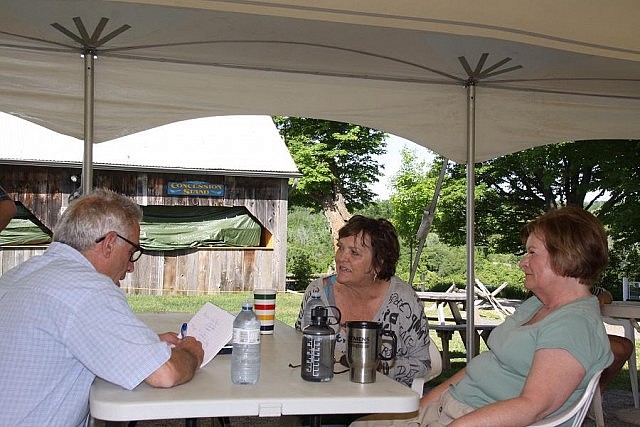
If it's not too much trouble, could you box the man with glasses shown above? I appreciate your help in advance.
[0,189,204,427]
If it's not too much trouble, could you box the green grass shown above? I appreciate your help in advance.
[127,293,639,391]
[127,291,303,327]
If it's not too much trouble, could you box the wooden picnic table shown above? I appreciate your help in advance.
[416,291,467,324]
[417,290,498,369]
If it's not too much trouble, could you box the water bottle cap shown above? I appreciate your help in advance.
[311,306,329,325]
[242,301,253,310]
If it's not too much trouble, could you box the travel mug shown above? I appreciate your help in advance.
[345,321,397,383]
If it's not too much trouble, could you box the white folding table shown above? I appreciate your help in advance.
[90,313,419,424]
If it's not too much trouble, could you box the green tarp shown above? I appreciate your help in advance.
[139,206,261,250]
[0,203,52,246]
[0,218,52,245]
[0,205,262,250]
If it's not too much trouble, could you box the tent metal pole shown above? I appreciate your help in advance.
[82,50,95,195]
[465,83,476,362]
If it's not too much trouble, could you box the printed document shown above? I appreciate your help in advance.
[185,302,235,367]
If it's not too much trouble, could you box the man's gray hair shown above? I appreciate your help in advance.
[53,189,143,252]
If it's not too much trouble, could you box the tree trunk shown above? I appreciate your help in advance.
[320,192,351,240]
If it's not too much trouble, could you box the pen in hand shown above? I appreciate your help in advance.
[180,322,188,340]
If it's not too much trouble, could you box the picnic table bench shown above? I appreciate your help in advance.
[431,323,498,369]
[418,286,503,369]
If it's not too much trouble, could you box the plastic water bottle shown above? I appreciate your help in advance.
[302,291,324,330]
[231,302,261,384]
[301,306,336,382]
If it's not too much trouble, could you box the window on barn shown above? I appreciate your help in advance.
[0,204,270,250]
[0,202,52,246]
[139,205,270,251]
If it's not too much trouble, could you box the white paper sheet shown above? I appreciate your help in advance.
[184,302,235,367]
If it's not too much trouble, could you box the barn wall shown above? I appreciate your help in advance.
[0,164,288,292]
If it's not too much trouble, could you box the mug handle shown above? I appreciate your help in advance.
[379,329,397,361]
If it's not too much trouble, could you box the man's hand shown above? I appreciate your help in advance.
[159,332,180,346]
[175,336,205,368]
[145,336,204,388]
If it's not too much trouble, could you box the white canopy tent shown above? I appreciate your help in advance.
[1,0,639,357]
[2,1,638,160]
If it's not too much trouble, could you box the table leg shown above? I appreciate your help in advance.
[447,302,465,324]
[447,302,468,350]
[309,415,322,427]
[437,302,446,324]
[436,330,453,370]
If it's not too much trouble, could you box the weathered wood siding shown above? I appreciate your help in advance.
[0,165,288,292]
[0,246,47,276]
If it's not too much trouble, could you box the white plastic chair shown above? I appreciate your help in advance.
[411,340,443,395]
[602,316,639,408]
[528,370,603,427]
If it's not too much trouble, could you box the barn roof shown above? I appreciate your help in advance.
[0,113,300,178]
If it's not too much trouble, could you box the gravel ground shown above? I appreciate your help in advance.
[584,389,638,427]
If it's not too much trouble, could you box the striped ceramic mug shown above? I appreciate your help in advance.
[253,288,276,334]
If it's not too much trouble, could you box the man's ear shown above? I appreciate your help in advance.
[96,231,117,259]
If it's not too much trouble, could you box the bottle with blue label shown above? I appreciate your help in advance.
[231,302,261,384]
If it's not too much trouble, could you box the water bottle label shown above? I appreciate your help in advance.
[301,335,334,382]
[233,328,260,344]
[304,338,322,376]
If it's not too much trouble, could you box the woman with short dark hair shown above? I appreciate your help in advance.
[296,215,431,386]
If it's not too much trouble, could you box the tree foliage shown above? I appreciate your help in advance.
[431,140,640,286]
[386,149,526,296]
[273,116,386,238]
[597,141,640,247]
[286,206,335,286]
[284,136,640,296]
[432,141,639,250]
[273,116,385,209]
[431,162,508,252]
[390,149,435,248]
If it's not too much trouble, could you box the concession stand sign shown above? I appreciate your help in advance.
[167,181,224,197]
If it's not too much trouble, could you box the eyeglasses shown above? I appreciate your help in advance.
[95,232,143,262]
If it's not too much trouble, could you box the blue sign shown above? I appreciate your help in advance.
[167,181,224,197]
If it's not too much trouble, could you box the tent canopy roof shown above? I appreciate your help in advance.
[0,0,639,163]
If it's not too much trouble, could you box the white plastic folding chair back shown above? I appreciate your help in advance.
[528,370,602,427]
[602,316,639,408]
[411,340,443,396]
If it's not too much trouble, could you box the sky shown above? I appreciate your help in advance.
[371,134,436,200]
